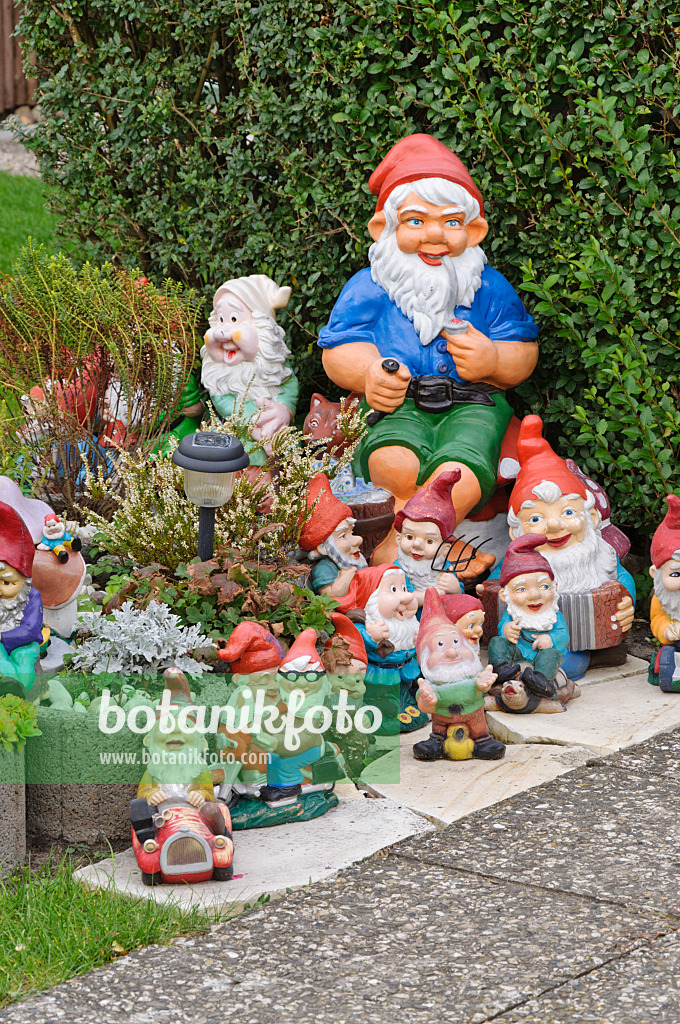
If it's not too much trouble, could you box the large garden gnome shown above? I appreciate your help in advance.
[202,274,298,463]
[319,134,538,560]
[394,468,462,605]
[349,564,426,733]
[485,415,635,679]
[648,495,680,691]
[414,587,503,762]
[0,502,44,696]
[300,474,367,598]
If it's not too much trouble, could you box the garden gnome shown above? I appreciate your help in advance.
[300,474,367,598]
[442,593,485,648]
[0,502,44,696]
[413,587,504,761]
[394,469,463,605]
[258,629,334,807]
[319,133,539,562]
[37,514,82,564]
[133,668,228,836]
[648,496,680,691]
[202,274,299,464]
[489,534,569,698]
[322,612,370,779]
[215,622,283,798]
[487,415,635,679]
[350,564,426,733]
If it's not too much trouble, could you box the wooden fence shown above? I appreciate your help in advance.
[0,1,34,116]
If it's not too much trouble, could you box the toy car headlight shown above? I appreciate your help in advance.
[143,839,159,853]
[214,836,227,849]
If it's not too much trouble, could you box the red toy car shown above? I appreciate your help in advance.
[130,798,234,886]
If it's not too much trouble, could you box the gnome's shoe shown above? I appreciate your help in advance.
[259,783,302,807]
[129,798,156,844]
[493,662,522,687]
[472,735,506,760]
[521,666,557,698]
[412,733,445,761]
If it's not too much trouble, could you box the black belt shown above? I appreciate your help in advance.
[406,375,500,412]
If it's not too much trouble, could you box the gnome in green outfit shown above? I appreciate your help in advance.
[201,274,298,465]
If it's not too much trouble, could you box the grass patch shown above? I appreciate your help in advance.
[0,854,230,1007]
[0,172,60,275]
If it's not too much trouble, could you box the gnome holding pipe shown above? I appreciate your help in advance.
[201,274,299,464]
[0,502,44,696]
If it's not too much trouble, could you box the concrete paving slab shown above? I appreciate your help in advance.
[361,730,593,825]
[576,654,649,686]
[495,930,680,1023]
[74,795,433,911]
[606,730,680,782]
[397,756,680,916]
[4,858,666,1024]
[486,670,680,754]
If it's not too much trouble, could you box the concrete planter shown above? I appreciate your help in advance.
[0,745,26,875]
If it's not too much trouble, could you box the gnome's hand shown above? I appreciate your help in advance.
[435,572,462,596]
[444,324,497,382]
[665,622,680,642]
[252,399,292,441]
[148,789,167,806]
[365,358,411,412]
[503,620,521,644]
[615,595,634,633]
[416,680,437,713]
[366,619,390,642]
[475,665,497,693]
[187,790,206,809]
[532,633,553,651]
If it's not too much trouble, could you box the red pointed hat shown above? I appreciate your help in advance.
[651,495,680,568]
[369,134,484,217]
[342,564,403,612]
[217,621,283,673]
[0,501,35,578]
[327,612,368,666]
[279,627,323,672]
[299,474,353,552]
[416,587,460,662]
[441,593,483,623]
[508,416,587,515]
[499,534,553,587]
[394,469,461,539]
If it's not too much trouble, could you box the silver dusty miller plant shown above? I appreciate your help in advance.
[72,600,214,679]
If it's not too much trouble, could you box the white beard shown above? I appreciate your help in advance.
[505,595,559,633]
[420,647,483,684]
[318,535,367,571]
[397,548,440,590]
[200,313,291,405]
[365,591,419,652]
[0,580,32,630]
[654,573,680,622]
[369,230,487,345]
[541,521,618,594]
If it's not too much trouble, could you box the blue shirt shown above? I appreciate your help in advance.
[318,266,538,383]
[498,608,571,662]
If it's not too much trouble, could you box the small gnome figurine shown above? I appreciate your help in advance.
[201,274,298,464]
[0,502,44,696]
[489,534,569,698]
[37,514,82,563]
[442,594,485,649]
[259,629,335,808]
[648,495,680,691]
[300,474,367,599]
[394,470,463,605]
[414,588,504,762]
[215,622,283,799]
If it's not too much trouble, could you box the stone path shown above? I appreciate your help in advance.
[4,655,680,1022]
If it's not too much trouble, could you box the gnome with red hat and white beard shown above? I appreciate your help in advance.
[349,564,428,733]
[201,274,298,464]
[413,587,504,762]
[394,469,462,605]
[319,134,539,555]
[649,496,680,692]
[0,502,44,695]
[485,415,636,680]
[299,474,367,599]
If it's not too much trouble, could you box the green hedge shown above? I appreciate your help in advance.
[18,0,680,536]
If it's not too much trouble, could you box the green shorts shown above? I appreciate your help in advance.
[354,394,512,512]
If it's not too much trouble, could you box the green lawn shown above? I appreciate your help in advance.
[0,171,61,275]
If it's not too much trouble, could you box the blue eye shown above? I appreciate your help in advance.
[529,516,541,525]
[445,218,461,228]
[540,584,549,591]
[407,218,423,226]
